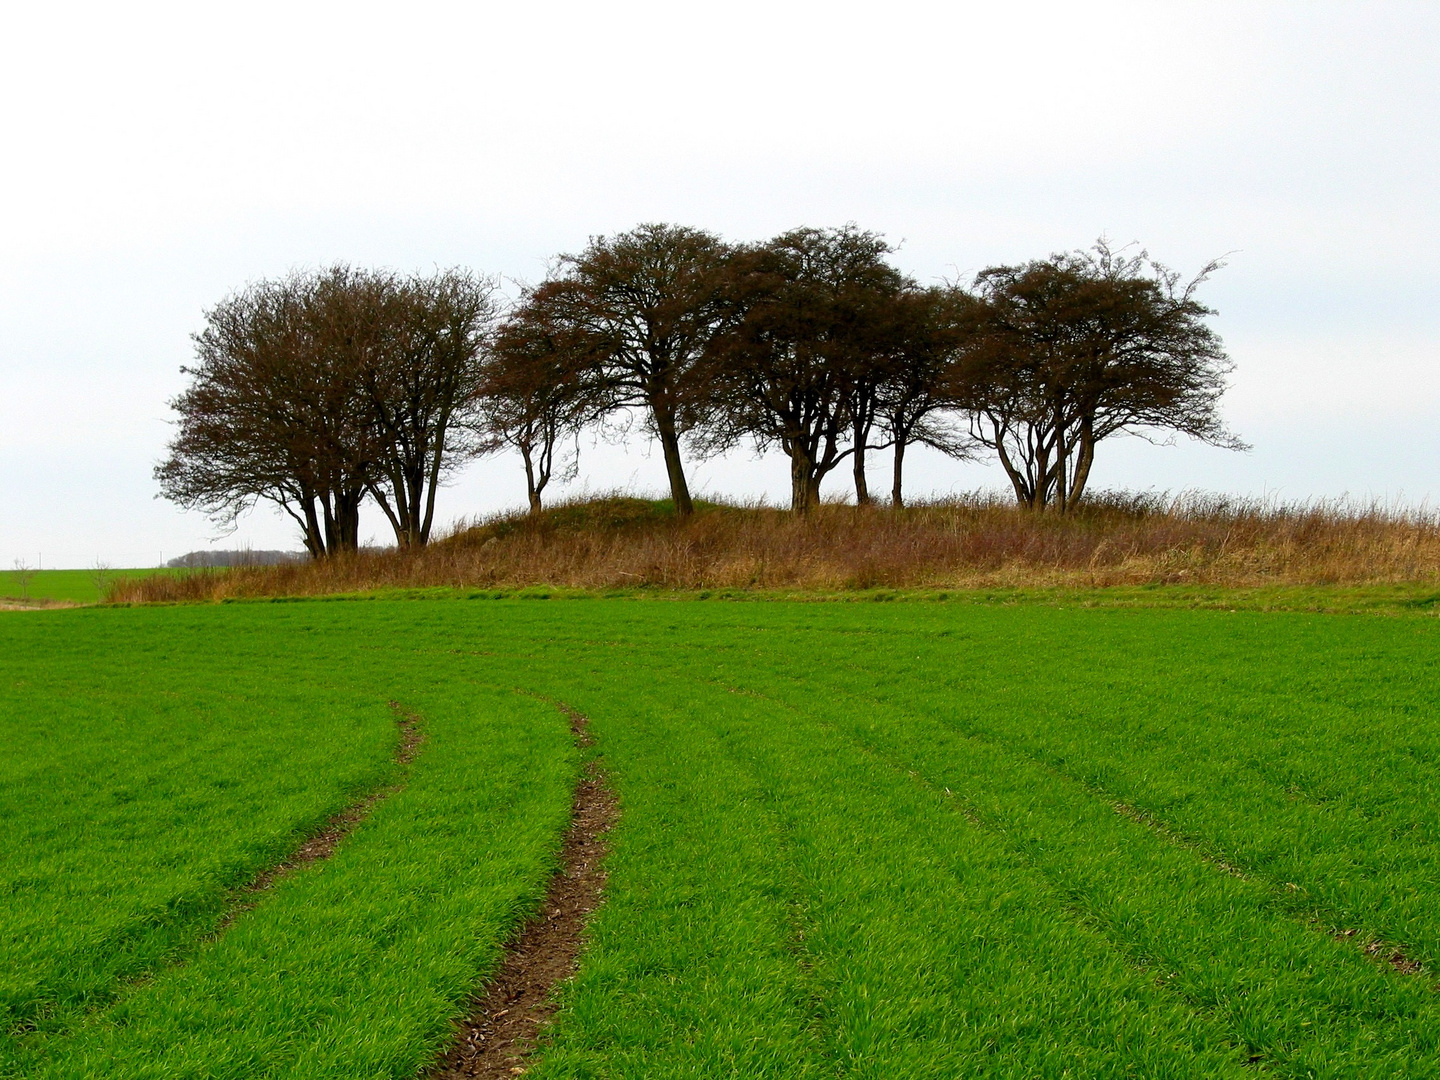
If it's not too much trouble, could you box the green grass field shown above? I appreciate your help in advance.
[1,568,180,604]
[3,596,1440,1077]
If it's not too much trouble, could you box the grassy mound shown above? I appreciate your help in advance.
[110,492,1440,604]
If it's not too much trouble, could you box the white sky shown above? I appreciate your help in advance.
[2,1,1437,567]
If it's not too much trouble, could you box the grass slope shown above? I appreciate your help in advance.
[3,596,1440,1077]
[111,494,1440,601]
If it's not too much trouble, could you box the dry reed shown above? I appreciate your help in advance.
[109,491,1440,604]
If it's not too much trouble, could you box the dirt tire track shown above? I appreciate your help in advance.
[427,701,617,1079]
[217,700,425,930]
[7,702,426,1042]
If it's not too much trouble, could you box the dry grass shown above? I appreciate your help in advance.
[0,599,81,612]
[108,491,1440,604]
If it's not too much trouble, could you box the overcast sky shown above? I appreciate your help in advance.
[2,1,1436,568]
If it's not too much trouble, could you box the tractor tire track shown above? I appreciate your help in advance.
[8,701,426,1043]
[215,700,426,931]
[428,700,617,1080]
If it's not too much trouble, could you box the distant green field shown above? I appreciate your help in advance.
[0,567,180,604]
[3,597,1440,1078]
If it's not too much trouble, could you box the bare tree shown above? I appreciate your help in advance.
[10,559,36,600]
[704,226,906,513]
[878,285,978,507]
[160,266,497,554]
[157,269,375,557]
[844,307,896,505]
[90,560,113,598]
[958,242,1245,512]
[361,269,498,546]
[541,224,733,516]
[481,285,598,513]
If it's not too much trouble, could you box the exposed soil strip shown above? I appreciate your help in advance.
[216,701,425,931]
[428,700,618,1080]
[1333,927,1429,979]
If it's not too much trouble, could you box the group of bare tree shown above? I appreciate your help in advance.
[158,224,1244,554]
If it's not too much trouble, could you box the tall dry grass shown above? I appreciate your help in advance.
[111,491,1440,603]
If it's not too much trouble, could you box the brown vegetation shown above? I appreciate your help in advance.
[109,492,1440,603]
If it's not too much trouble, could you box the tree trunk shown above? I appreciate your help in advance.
[852,416,872,505]
[420,411,453,547]
[321,492,339,554]
[1066,425,1096,509]
[398,463,426,547]
[1052,413,1069,514]
[368,485,404,548]
[301,493,326,559]
[1032,441,1052,511]
[891,438,906,508]
[521,443,543,514]
[654,412,693,517]
[994,440,1032,509]
[335,488,363,552]
[789,449,820,513]
[416,460,437,547]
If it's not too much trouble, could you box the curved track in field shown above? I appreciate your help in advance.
[219,701,426,924]
[6,702,427,1045]
[429,702,617,1079]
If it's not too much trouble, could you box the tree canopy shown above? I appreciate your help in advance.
[158,266,495,555]
[535,223,734,517]
[957,243,1243,511]
[701,226,910,513]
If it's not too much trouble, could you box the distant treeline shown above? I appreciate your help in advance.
[166,550,306,568]
[158,224,1243,559]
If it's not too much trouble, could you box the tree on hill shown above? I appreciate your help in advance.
[359,269,498,546]
[157,270,374,557]
[956,242,1244,512]
[839,258,912,505]
[702,225,909,513]
[877,284,980,507]
[158,266,494,555]
[480,284,600,513]
[537,224,735,517]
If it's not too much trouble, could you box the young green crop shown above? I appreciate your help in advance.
[0,568,181,604]
[1,603,579,1078]
[3,596,1440,1077]
[0,608,400,1039]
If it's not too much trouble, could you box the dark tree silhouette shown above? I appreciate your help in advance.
[157,270,374,557]
[360,269,498,546]
[958,242,1244,512]
[539,224,733,517]
[158,266,494,554]
[704,226,907,513]
[878,285,978,507]
[481,284,599,513]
